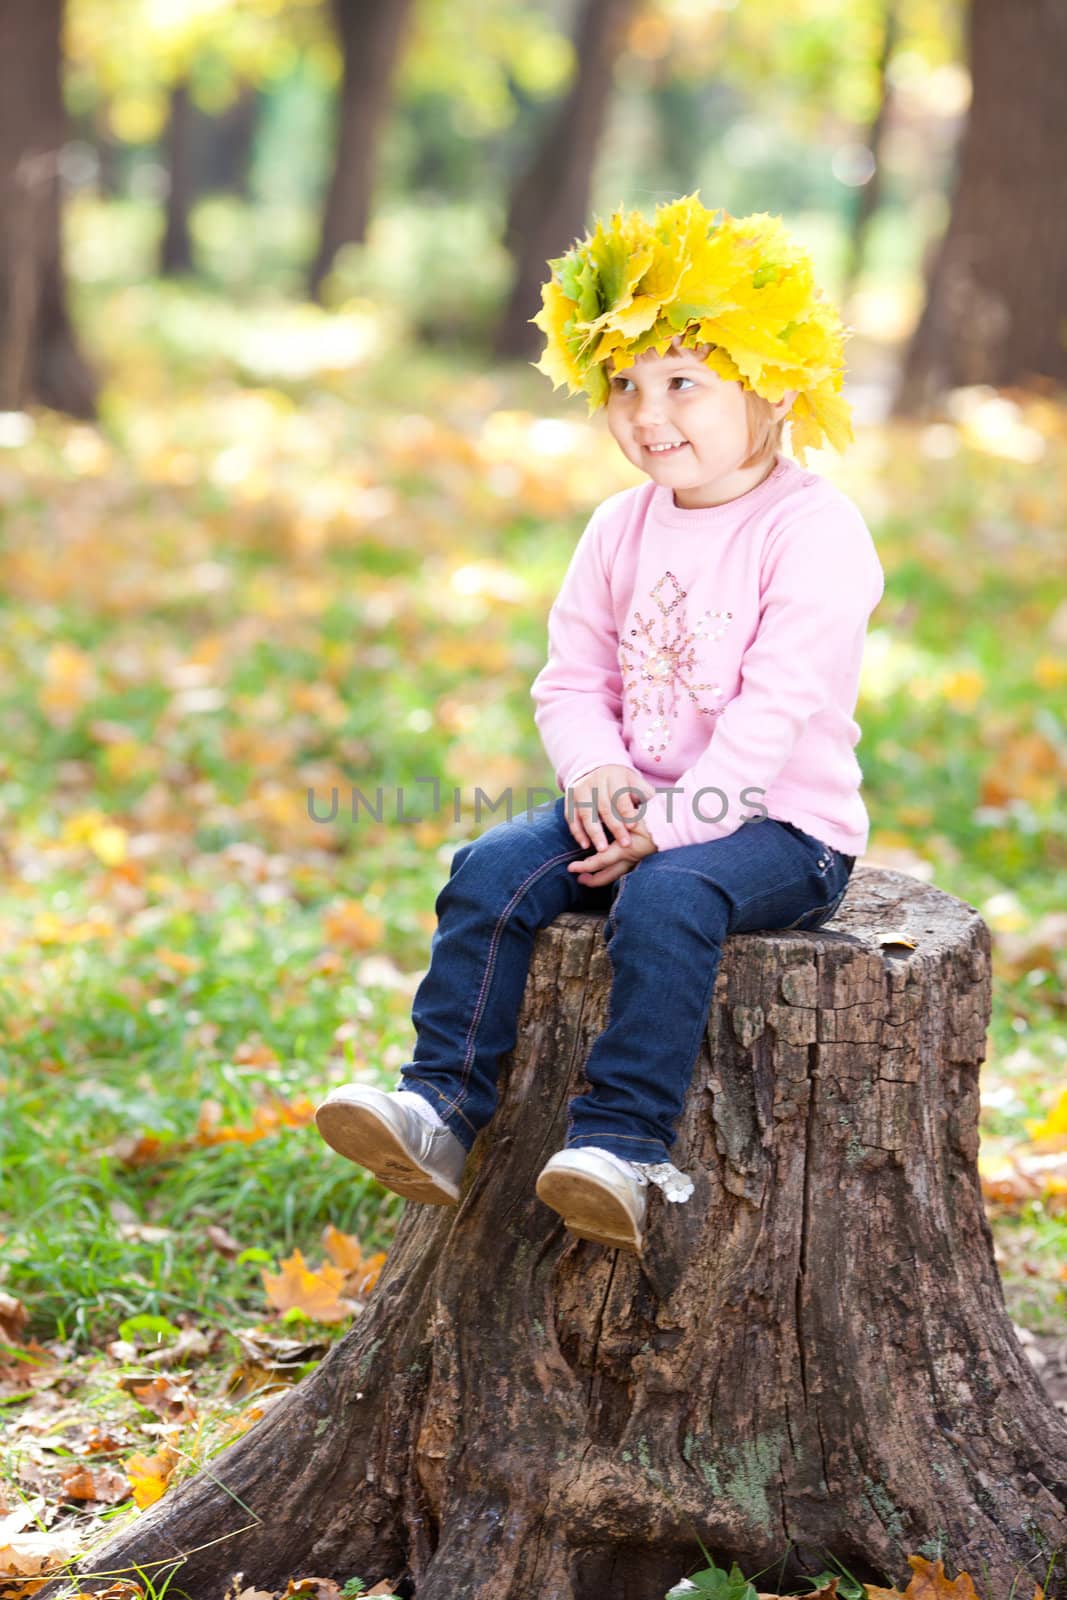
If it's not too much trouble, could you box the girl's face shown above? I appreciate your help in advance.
[604,338,794,508]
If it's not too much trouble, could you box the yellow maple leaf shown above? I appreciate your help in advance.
[321,1224,387,1297]
[262,1248,355,1323]
[321,1223,364,1272]
[125,1444,179,1509]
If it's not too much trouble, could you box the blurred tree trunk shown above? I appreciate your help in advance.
[0,0,97,417]
[892,0,1067,415]
[840,0,900,308]
[160,80,195,276]
[158,83,259,276]
[492,0,638,363]
[197,86,258,198]
[93,106,123,198]
[307,0,416,303]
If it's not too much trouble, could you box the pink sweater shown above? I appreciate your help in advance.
[530,453,884,856]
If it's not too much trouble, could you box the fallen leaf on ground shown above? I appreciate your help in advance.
[141,1327,212,1368]
[322,899,384,951]
[225,1576,274,1600]
[321,1224,387,1297]
[118,1375,197,1423]
[0,1522,82,1579]
[206,1223,244,1257]
[196,1094,316,1147]
[262,1249,359,1323]
[124,1444,179,1508]
[0,1293,28,1343]
[60,1463,129,1504]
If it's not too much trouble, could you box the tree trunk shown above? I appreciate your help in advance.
[307,0,416,303]
[892,0,1067,416]
[840,0,901,309]
[196,85,258,198]
[492,0,639,363]
[93,105,123,198]
[0,0,97,418]
[48,869,1067,1599]
[160,80,195,277]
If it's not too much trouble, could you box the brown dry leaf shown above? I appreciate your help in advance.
[60,1463,128,1504]
[322,900,384,952]
[82,1426,128,1455]
[46,1581,150,1598]
[0,1495,82,1578]
[125,1444,179,1509]
[126,1375,198,1423]
[261,1249,357,1324]
[141,1327,212,1369]
[980,1149,1067,1209]
[206,1223,244,1257]
[109,1132,167,1166]
[281,1579,343,1598]
[0,1293,28,1343]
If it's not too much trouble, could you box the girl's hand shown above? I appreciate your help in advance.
[568,816,658,887]
[563,764,652,851]
[563,765,659,886]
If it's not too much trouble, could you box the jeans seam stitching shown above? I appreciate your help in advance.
[401,1074,478,1137]
[431,844,587,1123]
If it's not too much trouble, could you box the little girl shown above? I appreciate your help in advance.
[315,193,884,1255]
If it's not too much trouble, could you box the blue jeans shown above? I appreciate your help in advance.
[394,796,855,1165]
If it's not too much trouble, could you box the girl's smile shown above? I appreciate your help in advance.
[605,336,796,509]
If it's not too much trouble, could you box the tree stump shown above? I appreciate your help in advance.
[58,869,1067,1600]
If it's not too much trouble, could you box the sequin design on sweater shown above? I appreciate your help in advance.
[619,570,733,764]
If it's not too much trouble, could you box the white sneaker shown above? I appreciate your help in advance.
[535,1147,648,1253]
[314,1084,467,1205]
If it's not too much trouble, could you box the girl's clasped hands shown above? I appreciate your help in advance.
[563,764,660,888]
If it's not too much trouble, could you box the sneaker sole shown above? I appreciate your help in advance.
[315,1100,460,1205]
[535,1167,643,1252]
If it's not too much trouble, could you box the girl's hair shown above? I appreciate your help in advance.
[739,387,788,470]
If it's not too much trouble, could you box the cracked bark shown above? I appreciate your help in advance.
[52,870,1067,1599]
